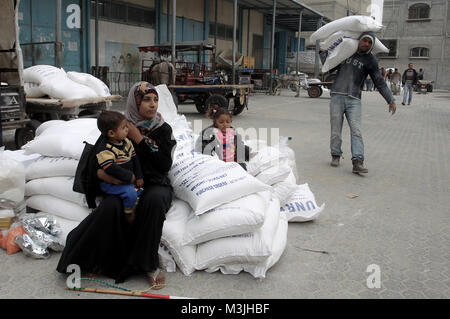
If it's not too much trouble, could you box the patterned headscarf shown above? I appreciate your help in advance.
[124,81,164,130]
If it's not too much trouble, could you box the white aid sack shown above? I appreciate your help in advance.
[161,199,197,276]
[271,171,298,204]
[280,183,325,222]
[155,84,178,123]
[196,196,281,271]
[310,15,383,42]
[255,159,292,186]
[35,120,66,137]
[50,214,80,246]
[169,153,270,215]
[0,150,25,205]
[26,195,91,222]
[67,71,111,97]
[22,119,100,159]
[322,38,359,73]
[23,65,66,84]
[320,30,389,55]
[2,150,41,169]
[247,146,288,177]
[158,243,177,273]
[207,216,288,279]
[24,82,45,98]
[26,156,78,180]
[182,191,270,246]
[40,76,98,100]
[25,176,88,207]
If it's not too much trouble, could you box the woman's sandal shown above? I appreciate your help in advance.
[147,268,166,290]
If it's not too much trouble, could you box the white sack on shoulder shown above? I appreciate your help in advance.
[320,30,389,54]
[280,183,325,222]
[25,176,88,207]
[196,196,281,271]
[322,38,359,73]
[182,191,270,246]
[26,195,91,222]
[161,199,197,276]
[310,15,383,42]
[169,153,270,215]
[67,71,111,97]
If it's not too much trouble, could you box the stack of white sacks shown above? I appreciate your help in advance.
[312,15,389,73]
[23,64,111,99]
[21,84,325,279]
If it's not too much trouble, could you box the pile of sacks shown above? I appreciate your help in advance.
[23,65,111,99]
[311,15,389,73]
[17,84,324,278]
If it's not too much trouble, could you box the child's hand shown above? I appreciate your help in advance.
[136,178,144,188]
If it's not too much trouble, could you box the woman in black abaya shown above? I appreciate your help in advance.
[57,82,176,288]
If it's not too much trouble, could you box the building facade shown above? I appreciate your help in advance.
[377,0,450,90]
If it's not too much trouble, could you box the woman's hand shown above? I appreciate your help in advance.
[136,178,144,188]
[127,122,144,144]
[97,169,123,185]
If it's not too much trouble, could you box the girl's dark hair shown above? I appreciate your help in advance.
[206,105,232,121]
[97,110,126,136]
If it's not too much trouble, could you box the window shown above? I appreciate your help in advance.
[209,22,239,41]
[377,39,397,58]
[410,47,429,57]
[90,1,155,27]
[408,3,430,20]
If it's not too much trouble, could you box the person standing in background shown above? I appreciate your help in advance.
[402,63,418,106]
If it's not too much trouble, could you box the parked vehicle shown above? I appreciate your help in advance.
[139,41,252,115]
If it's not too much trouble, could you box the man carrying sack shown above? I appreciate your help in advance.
[328,32,396,174]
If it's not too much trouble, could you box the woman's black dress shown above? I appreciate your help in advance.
[56,122,176,283]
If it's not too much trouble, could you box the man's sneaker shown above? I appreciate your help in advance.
[330,155,340,167]
[352,159,368,174]
[401,102,405,105]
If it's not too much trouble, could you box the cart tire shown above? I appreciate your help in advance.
[308,86,323,98]
[14,120,40,149]
[427,85,433,92]
[194,95,208,113]
[233,95,246,115]
[202,94,228,114]
[289,83,298,92]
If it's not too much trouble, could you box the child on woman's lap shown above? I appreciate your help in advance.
[96,110,144,223]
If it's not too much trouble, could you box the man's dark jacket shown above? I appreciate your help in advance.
[401,68,418,86]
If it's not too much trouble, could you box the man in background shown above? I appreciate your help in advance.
[402,63,418,105]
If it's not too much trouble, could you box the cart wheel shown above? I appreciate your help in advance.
[202,94,228,114]
[14,120,41,149]
[194,95,208,114]
[233,95,247,115]
[427,84,433,92]
[289,83,298,92]
[308,86,323,98]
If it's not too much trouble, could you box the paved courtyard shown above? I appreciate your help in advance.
[1,87,449,299]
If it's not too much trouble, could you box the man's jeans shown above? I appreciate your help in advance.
[330,94,364,161]
[403,82,413,104]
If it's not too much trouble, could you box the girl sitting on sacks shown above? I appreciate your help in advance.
[57,82,176,290]
[195,105,250,170]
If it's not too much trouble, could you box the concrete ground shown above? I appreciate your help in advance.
[1,88,449,299]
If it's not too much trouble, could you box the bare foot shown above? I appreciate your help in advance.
[147,269,166,290]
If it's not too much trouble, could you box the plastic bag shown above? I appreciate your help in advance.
[0,149,25,205]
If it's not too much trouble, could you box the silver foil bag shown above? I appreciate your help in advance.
[22,216,64,252]
[14,234,50,259]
